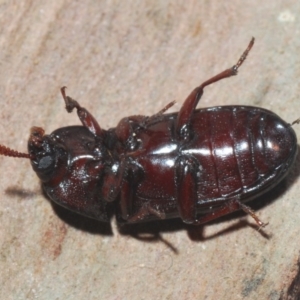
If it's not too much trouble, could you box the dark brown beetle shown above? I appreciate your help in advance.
[0,38,298,227]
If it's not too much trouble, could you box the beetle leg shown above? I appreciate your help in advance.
[115,116,146,148]
[101,171,122,202]
[175,155,200,224]
[60,87,103,137]
[174,152,268,227]
[141,100,176,127]
[176,38,254,138]
[115,101,176,146]
[111,155,144,221]
[192,198,268,228]
[119,165,135,220]
[100,156,135,221]
[113,150,168,223]
[126,203,166,223]
[153,100,176,116]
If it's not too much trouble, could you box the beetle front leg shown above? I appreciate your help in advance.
[60,87,103,137]
[176,38,254,138]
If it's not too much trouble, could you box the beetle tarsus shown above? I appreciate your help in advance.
[291,118,300,126]
[238,201,268,228]
[234,37,255,69]
[61,86,81,113]
[126,203,166,223]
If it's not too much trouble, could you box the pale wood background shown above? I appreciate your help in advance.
[1,1,300,299]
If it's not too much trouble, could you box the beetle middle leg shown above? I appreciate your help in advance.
[111,153,168,223]
[176,38,254,138]
[109,153,158,222]
[175,155,200,224]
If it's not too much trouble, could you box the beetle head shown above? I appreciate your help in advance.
[28,126,68,183]
[28,125,113,222]
[0,125,113,222]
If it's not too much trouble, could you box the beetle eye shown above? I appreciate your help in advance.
[38,155,54,170]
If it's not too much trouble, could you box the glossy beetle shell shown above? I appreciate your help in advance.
[115,106,297,222]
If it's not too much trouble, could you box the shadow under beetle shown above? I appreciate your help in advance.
[0,38,298,227]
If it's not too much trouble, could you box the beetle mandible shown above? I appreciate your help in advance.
[0,38,298,228]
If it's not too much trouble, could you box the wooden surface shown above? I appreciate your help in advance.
[1,1,300,299]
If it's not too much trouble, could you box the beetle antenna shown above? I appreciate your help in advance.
[0,144,31,159]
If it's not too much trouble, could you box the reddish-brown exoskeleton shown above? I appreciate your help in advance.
[0,38,298,227]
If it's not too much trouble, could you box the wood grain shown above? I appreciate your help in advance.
[1,1,300,299]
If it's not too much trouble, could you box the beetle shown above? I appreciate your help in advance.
[0,38,298,227]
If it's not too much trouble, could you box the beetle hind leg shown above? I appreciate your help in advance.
[176,38,254,139]
[193,198,268,228]
[174,153,268,227]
